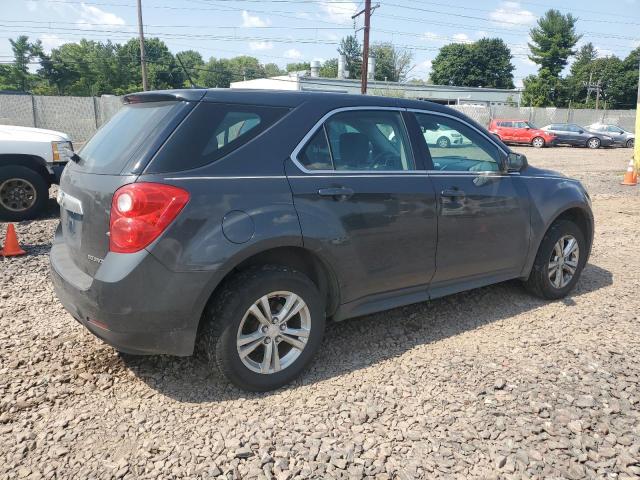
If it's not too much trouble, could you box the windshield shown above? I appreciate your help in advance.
[77,101,190,174]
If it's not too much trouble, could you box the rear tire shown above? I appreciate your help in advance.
[587,137,601,149]
[531,137,545,148]
[200,265,325,391]
[0,166,48,221]
[523,220,587,300]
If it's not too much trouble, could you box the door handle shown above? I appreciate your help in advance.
[441,188,465,198]
[318,187,354,199]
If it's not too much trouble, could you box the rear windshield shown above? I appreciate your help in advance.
[146,102,289,173]
[77,101,191,174]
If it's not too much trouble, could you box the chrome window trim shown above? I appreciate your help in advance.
[290,106,418,175]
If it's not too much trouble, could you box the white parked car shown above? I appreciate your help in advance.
[0,125,74,220]
[423,125,472,148]
[586,124,634,148]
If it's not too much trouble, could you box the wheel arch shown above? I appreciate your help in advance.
[522,203,594,279]
[0,154,51,184]
[195,244,341,340]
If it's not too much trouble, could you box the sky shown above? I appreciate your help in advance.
[1,0,639,87]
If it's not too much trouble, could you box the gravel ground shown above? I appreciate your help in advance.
[1,147,639,479]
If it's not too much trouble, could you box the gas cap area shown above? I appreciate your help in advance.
[222,210,255,244]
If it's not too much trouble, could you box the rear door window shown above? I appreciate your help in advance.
[147,103,289,173]
[76,101,191,174]
[298,110,415,171]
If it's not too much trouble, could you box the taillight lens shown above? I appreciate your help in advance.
[109,183,190,253]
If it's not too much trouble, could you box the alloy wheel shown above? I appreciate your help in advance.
[236,291,311,374]
[0,178,37,212]
[587,138,600,149]
[548,235,580,289]
[532,137,544,148]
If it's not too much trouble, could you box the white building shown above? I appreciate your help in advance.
[231,71,522,107]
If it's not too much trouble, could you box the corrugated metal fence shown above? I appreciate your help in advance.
[1,93,637,143]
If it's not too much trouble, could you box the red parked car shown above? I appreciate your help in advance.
[489,119,556,148]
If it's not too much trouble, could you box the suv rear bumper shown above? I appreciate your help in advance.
[50,226,211,356]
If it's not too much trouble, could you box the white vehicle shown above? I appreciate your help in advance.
[0,125,74,220]
[423,125,472,148]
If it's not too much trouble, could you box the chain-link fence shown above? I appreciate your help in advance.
[1,93,637,143]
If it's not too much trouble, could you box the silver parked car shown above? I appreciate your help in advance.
[586,124,634,148]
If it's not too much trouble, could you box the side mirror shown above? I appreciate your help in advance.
[579,130,584,134]
[504,152,528,173]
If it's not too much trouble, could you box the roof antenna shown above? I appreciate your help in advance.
[176,53,198,89]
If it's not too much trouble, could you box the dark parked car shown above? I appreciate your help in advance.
[540,123,614,149]
[51,90,594,391]
[586,124,634,148]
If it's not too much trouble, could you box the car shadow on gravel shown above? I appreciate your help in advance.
[120,263,612,403]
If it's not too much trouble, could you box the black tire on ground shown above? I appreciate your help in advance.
[627,139,634,148]
[523,219,588,300]
[531,137,545,148]
[200,265,326,391]
[0,165,48,221]
[586,137,601,149]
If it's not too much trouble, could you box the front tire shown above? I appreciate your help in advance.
[436,136,451,148]
[524,220,587,300]
[587,137,601,149]
[627,139,634,148]
[200,265,325,391]
[531,137,545,148]
[0,166,48,221]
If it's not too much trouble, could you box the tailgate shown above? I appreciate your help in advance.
[58,166,138,276]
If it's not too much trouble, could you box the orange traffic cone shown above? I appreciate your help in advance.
[0,224,26,257]
[621,158,638,186]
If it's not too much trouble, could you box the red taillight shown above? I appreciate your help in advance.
[109,183,190,253]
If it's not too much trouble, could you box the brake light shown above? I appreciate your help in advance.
[109,183,190,253]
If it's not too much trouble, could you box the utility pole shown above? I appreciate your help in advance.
[136,0,148,91]
[635,53,640,169]
[352,1,379,94]
[584,71,602,109]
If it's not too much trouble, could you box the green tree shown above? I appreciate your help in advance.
[621,47,639,108]
[119,38,184,92]
[199,57,233,88]
[7,36,43,91]
[264,63,284,77]
[338,35,362,79]
[528,9,581,77]
[370,42,413,82]
[429,39,514,88]
[319,58,338,78]
[521,70,566,107]
[286,62,310,73]
[175,50,204,86]
[430,43,473,86]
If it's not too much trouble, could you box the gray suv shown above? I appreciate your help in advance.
[51,89,594,391]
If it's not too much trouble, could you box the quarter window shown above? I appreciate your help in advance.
[414,113,502,172]
[298,110,415,171]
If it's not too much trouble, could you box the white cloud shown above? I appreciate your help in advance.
[320,0,358,24]
[249,41,273,51]
[489,1,536,28]
[241,10,270,28]
[76,3,125,29]
[40,34,65,52]
[284,48,303,59]
[423,32,440,42]
[26,1,37,12]
[595,47,614,58]
[475,30,488,38]
[453,33,471,43]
